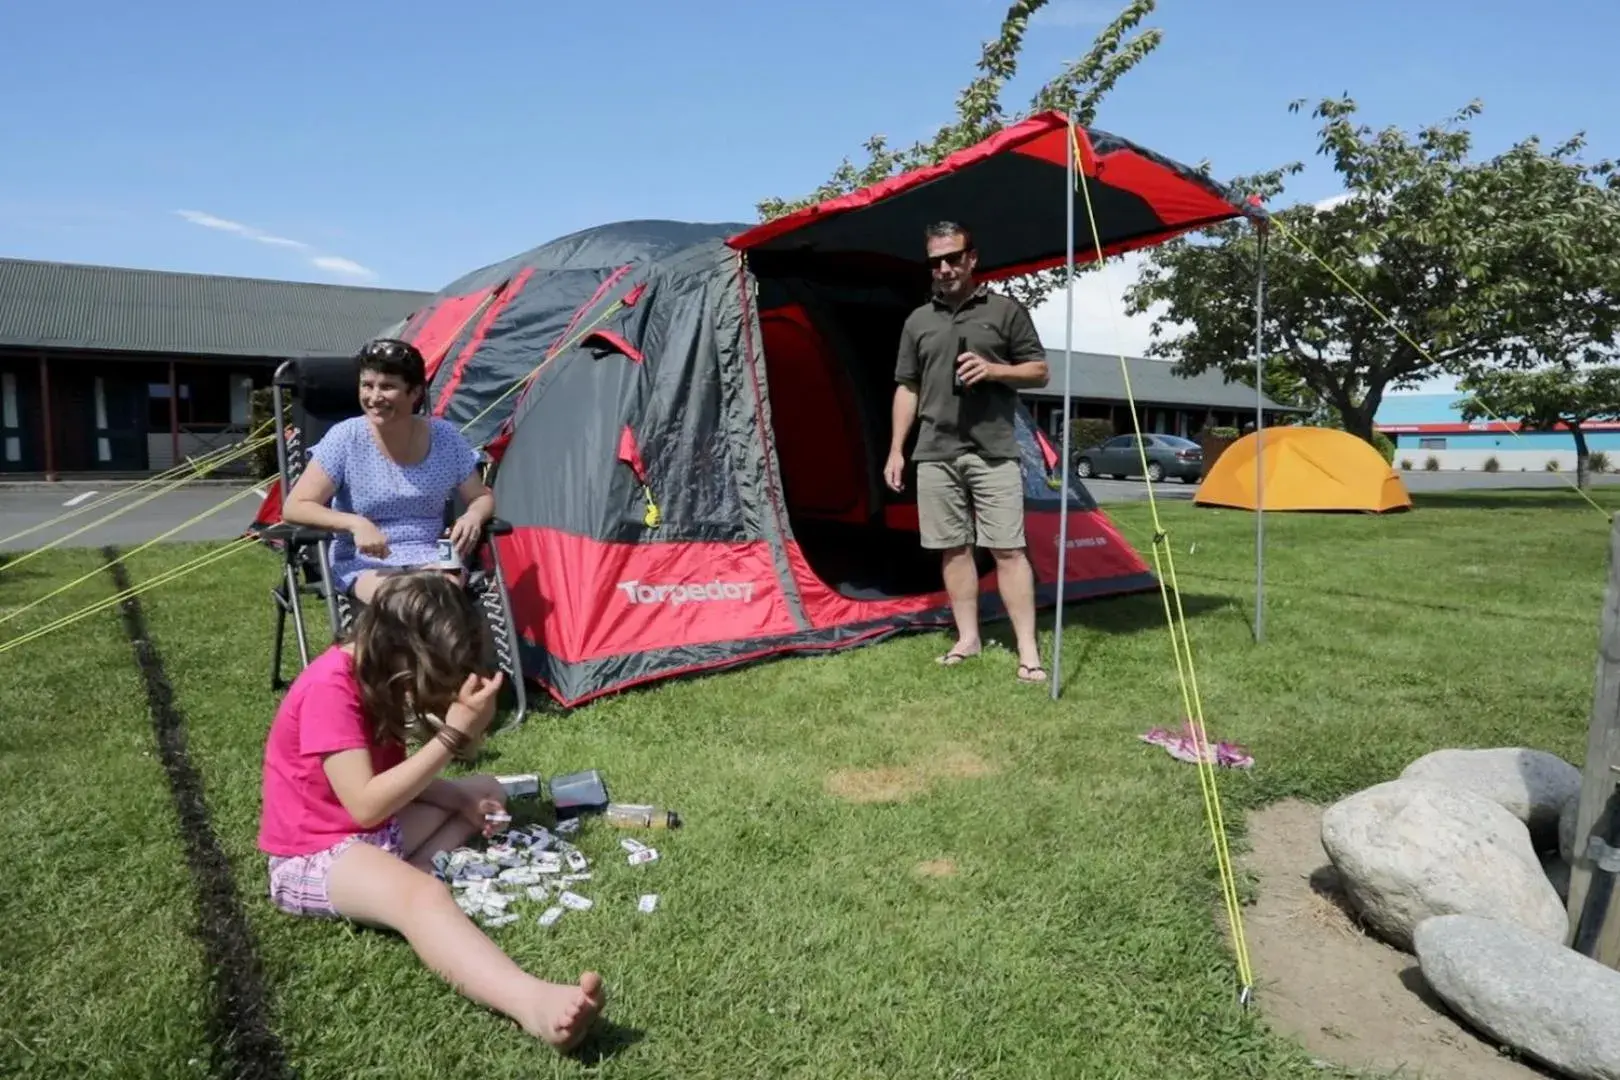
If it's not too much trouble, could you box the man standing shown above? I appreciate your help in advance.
[885,222,1051,682]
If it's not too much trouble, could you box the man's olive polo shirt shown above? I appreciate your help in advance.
[894,285,1047,462]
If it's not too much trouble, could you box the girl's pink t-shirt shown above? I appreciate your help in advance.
[258,645,406,857]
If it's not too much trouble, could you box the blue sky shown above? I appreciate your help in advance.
[2,0,1615,384]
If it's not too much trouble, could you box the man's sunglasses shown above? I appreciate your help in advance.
[927,248,971,269]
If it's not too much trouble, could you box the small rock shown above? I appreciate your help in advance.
[1400,747,1580,847]
[1320,779,1568,951]
[1416,913,1620,1080]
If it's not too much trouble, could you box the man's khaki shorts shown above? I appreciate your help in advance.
[916,452,1025,550]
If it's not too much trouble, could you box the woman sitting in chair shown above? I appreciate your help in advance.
[282,338,495,605]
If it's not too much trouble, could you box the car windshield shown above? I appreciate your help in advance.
[1155,435,1200,448]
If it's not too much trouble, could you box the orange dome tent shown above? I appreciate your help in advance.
[1194,426,1412,513]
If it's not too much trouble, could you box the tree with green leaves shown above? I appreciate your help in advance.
[755,0,1164,310]
[1457,366,1620,488]
[1123,96,1620,444]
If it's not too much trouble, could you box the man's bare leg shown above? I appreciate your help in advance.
[939,545,982,662]
[991,547,1045,681]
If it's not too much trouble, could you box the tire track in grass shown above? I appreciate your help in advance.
[101,546,293,1080]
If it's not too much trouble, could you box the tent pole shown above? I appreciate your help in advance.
[1050,115,1077,701]
[1252,221,1268,644]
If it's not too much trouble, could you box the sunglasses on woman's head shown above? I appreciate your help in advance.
[361,339,413,362]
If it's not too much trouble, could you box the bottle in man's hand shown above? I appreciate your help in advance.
[952,334,968,395]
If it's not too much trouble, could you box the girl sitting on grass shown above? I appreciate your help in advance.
[257,571,604,1050]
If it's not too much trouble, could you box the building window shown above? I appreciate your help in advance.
[1419,437,1447,450]
[93,377,111,462]
[2,371,16,464]
[230,375,254,426]
[149,382,192,429]
[1,371,16,430]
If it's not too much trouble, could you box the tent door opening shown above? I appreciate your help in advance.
[756,290,994,601]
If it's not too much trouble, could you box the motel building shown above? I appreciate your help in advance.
[1019,349,1305,442]
[0,257,429,479]
[1374,392,1620,472]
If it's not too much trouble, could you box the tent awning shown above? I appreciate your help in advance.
[726,111,1260,279]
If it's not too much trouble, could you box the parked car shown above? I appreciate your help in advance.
[1072,434,1203,483]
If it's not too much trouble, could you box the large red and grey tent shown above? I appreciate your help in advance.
[256,111,1259,707]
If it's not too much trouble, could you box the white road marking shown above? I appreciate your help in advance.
[62,490,99,507]
[252,488,267,499]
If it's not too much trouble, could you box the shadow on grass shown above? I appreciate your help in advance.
[0,552,50,582]
[502,588,1239,718]
[996,589,1242,692]
[1051,588,1237,636]
[572,1019,648,1065]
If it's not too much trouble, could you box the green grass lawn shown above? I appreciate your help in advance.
[2,488,1616,1079]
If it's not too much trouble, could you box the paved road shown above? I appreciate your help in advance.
[0,482,268,553]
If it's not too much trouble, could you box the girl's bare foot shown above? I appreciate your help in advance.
[518,972,606,1051]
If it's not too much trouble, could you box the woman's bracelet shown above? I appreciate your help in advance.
[434,723,470,754]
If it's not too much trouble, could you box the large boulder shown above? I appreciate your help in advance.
[1320,779,1569,951]
[1562,794,1581,864]
[1399,747,1580,848]
[1416,913,1620,1080]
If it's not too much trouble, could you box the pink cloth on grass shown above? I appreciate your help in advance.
[258,644,405,857]
[1138,723,1254,768]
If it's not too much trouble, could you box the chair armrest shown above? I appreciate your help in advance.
[262,522,340,546]
[485,517,513,538]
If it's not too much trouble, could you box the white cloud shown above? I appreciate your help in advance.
[174,209,375,281]
[1028,249,1183,358]
[309,255,376,280]
[175,209,310,251]
[1027,191,1358,357]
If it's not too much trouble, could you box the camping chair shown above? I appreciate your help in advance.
[258,354,528,728]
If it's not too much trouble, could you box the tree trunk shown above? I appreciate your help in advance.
[1573,423,1591,489]
[1339,402,1376,444]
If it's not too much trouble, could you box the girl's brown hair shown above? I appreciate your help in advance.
[346,572,490,747]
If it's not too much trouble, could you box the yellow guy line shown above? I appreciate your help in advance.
[0,432,273,574]
[0,419,275,548]
[0,536,257,656]
[1265,214,1611,520]
[0,483,265,627]
[1069,120,1256,998]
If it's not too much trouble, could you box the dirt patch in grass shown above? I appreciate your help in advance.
[825,766,928,804]
[1239,798,1553,1079]
[927,743,996,780]
[914,858,958,878]
[825,742,998,804]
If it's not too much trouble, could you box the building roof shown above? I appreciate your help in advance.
[0,257,432,359]
[1020,349,1307,412]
